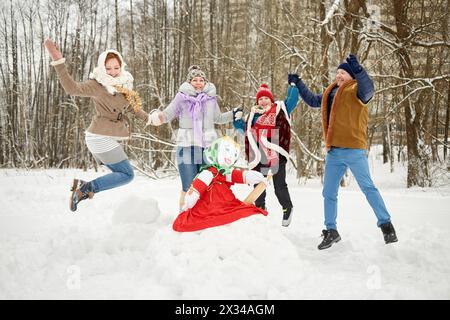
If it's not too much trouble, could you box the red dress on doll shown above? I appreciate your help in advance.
[173,167,268,232]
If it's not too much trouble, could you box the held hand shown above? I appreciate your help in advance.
[251,105,266,114]
[146,111,155,126]
[44,39,62,61]
[233,107,243,121]
[346,54,362,73]
[147,110,165,126]
[245,170,268,186]
[182,187,200,211]
[288,73,300,86]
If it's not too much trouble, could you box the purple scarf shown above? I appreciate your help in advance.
[175,92,217,147]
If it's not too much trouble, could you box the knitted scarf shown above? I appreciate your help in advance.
[177,92,217,147]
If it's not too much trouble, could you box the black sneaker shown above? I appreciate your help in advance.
[380,222,398,244]
[318,229,341,250]
[282,207,293,227]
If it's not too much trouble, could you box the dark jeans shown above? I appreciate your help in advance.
[254,156,293,209]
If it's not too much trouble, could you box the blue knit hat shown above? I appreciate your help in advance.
[337,62,355,79]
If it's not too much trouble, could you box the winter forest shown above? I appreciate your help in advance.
[0,0,448,188]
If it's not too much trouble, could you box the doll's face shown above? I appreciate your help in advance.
[217,139,240,168]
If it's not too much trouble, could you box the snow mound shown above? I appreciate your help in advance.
[136,215,308,299]
[112,195,161,225]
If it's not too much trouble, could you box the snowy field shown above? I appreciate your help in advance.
[1,148,449,299]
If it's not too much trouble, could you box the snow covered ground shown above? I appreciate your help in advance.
[1,148,449,299]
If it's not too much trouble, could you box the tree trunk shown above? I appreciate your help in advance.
[393,0,426,187]
[115,0,122,52]
[444,80,450,160]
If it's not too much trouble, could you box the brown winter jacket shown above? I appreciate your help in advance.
[53,62,148,139]
[321,80,368,150]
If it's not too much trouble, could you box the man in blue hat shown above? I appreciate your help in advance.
[288,54,398,250]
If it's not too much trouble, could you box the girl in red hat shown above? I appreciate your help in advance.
[233,78,299,227]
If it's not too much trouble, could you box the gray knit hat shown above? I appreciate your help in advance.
[186,65,207,82]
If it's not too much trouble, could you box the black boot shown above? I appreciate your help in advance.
[282,207,293,227]
[318,229,341,250]
[380,222,398,244]
[70,179,94,212]
[255,203,266,211]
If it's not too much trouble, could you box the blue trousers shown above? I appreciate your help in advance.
[90,159,134,193]
[323,147,391,230]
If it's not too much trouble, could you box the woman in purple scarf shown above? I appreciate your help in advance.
[149,66,234,211]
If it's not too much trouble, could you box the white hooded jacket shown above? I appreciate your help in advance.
[89,49,134,95]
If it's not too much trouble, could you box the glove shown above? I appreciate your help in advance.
[288,73,300,86]
[147,110,163,126]
[252,105,268,114]
[182,187,200,211]
[233,107,244,121]
[346,54,362,74]
[245,170,268,186]
[146,114,153,126]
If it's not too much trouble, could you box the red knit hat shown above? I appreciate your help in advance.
[256,84,274,103]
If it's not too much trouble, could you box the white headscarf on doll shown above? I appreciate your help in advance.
[89,49,134,95]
